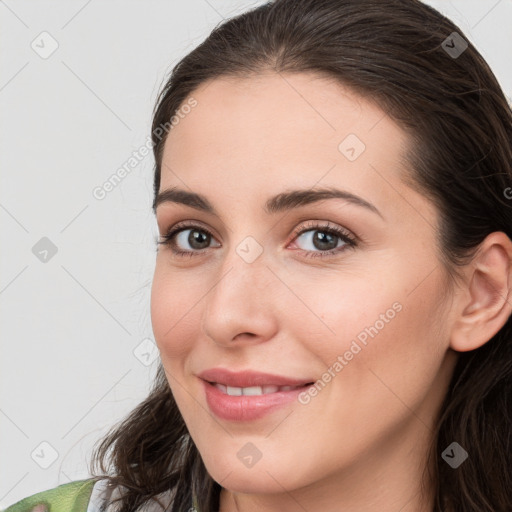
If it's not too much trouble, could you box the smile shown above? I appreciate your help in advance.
[202,380,315,421]
[211,383,310,396]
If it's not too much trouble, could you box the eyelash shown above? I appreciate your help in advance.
[157,220,357,259]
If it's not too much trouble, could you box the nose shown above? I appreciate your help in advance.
[201,245,279,347]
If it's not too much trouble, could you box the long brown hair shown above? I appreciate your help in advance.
[90,1,512,510]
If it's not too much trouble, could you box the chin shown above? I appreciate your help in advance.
[210,467,292,495]
[200,449,310,496]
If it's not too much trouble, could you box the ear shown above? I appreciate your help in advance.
[450,231,512,352]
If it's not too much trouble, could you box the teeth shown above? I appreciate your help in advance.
[214,383,299,396]
[226,385,242,396]
[243,386,268,396]
[215,383,228,394]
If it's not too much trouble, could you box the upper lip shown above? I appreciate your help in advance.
[197,368,314,388]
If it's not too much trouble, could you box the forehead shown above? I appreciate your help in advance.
[163,71,395,157]
[159,72,415,220]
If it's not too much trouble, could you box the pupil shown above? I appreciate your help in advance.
[190,230,209,249]
[314,231,337,250]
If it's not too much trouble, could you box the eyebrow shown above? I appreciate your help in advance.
[153,186,384,219]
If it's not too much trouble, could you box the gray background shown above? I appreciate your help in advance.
[1,0,511,507]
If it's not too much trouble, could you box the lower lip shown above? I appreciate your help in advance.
[202,380,312,421]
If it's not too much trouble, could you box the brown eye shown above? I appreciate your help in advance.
[158,223,220,257]
[176,228,211,250]
[290,221,357,259]
[295,229,343,251]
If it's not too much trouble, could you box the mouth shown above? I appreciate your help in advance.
[201,379,316,421]
[205,381,315,396]
[197,368,316,388]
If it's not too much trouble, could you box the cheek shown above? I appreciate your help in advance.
[287,263,447,403]
[334,275,447,422]
[150,262,201,359]
[284,267,402,360]
[150,264,205,416]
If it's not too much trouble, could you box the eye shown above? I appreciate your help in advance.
[157,222,220,257]
[157,220,357,259]
[289,221,357,259]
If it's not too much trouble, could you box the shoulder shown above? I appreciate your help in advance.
[2,479,100,512]
[3,478,189,512]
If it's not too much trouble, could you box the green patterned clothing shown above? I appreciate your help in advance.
[2,479,200,512]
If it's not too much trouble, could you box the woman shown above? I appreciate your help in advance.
[6,0,511,511]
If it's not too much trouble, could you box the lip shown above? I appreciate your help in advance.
[201,380,313,421]
[197,368,314,388]
[197,368,315,422]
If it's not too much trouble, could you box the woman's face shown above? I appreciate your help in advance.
[151,72,459,505]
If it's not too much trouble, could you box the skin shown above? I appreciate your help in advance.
[150,72,512,512]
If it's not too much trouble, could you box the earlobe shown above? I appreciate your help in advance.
[450,232,512,353]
